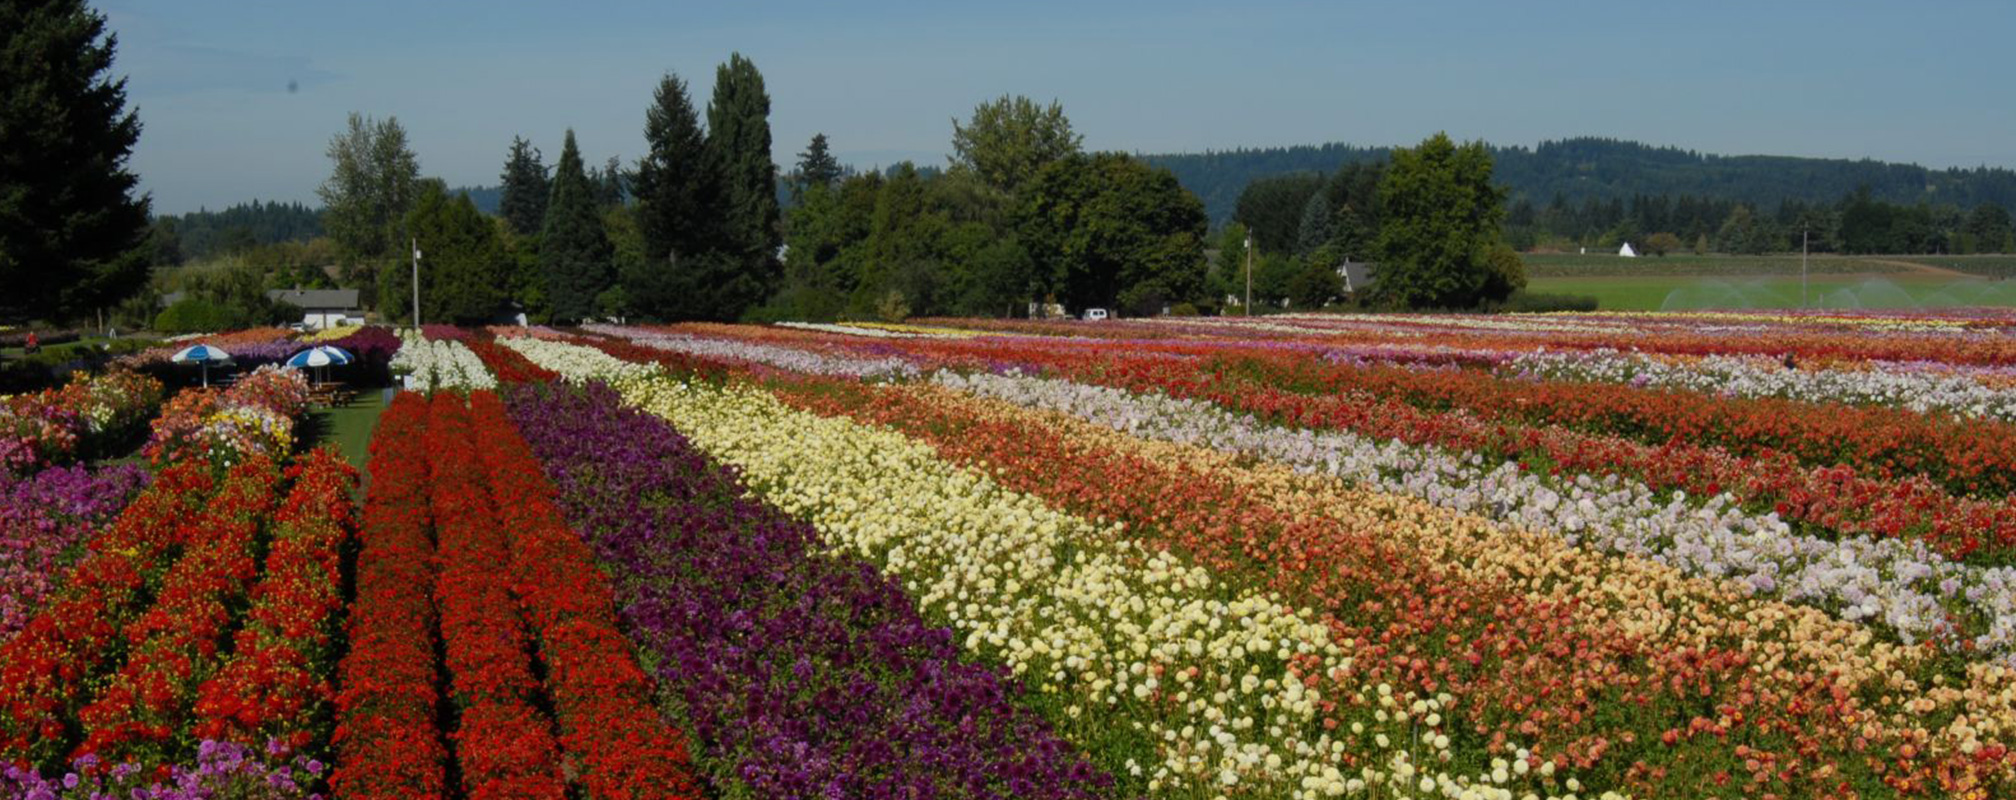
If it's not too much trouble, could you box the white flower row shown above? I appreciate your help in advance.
[493,334,657,383]
[774,321,952,339]
[1510,348,2016,421]
[389,330,495,392]
[512,337,1611,800]
[932,370,2016,661]
[583,324,921,380]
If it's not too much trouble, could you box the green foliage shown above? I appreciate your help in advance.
[379,181,507,325]
[626,72,716,319]
[949,95,1083,195]
[1966,203,2012,254]
[1234,173,1325,254]
[1371,133,1514,309]
[703,53,783,318]
[1643,232,1682,256]
[1019,153,1209,313]
[0,0,151,323]
[1296,191,1333,257]
[498,136,550,237]
[151,262,296,332]
[539,130,614,321]
[316,112,420,308]
[153,298,239,334]
[1287,257,1344,309]
[152,201,322,263]
[794,132,845,195]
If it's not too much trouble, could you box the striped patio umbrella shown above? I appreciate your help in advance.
[170,344,233,387]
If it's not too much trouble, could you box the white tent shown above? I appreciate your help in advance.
[1618,242,1638,258]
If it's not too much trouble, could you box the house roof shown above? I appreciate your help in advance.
[266,288,360,310]
[1337,261,1377,293]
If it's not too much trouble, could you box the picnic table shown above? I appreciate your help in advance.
[309,381,357,407]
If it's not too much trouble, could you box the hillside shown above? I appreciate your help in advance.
[1142,137,2016,225]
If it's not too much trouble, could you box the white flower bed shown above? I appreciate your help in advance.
[389,330,496,392]
[584,325,920,380]
[1511,348,2016,421]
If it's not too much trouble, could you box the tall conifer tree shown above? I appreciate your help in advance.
[498,136,550,237]
[0,0,151,322]
[539,130,613,321]
[704,53,782,318]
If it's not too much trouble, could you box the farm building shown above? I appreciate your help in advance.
[266,288,364,329]
[1337,260,1377,294]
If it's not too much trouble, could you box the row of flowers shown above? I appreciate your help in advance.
[931,369,2016,659]
[759,370,2016,798]
[333,390,700,798]
[0,464,148,644]
[0,371,163,473]
[1206,350,2016,499]
[510,338,1606,800]
[585,324,922,380]
[142,366,309,470]
[389,329,496,392]
[1507,349,2016,422]
[502,381,1107,798]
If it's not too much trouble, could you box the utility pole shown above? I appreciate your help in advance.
[411,237,421,328]
[1801,227,1809,309]
[1244,232,1253,316]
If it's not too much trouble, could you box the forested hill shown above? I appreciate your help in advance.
[1141,137,2016,225]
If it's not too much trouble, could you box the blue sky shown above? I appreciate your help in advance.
[102,1,2016,214]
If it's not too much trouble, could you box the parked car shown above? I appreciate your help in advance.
[1084,308,1109,321]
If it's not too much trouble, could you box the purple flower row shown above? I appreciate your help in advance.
[0,464,148,643]
[2,739,322,800]
[501,382,1109,799]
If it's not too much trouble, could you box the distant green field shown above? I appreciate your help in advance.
[1893,255,2016,278]
[1528,274,2016,311]
[1522,253,1903,278]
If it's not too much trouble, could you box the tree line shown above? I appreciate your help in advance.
[1500,189,2013,255]
[1154,137,2016,228]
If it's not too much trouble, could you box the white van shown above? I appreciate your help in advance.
[1084,308,1109,321]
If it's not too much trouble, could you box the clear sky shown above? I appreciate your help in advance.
[102,0,2016,215]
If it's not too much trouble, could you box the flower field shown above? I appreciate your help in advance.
[6,309,2016,799]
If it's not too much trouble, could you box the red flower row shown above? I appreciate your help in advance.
[0,462,217,767]
[72,456,282,766]
[330,393,451,798]
[192,448,359,749]
[467,391,700,799]
[424,392,567,798]
[462,334,561,384]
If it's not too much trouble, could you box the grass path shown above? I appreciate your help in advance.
[303,388,392,482]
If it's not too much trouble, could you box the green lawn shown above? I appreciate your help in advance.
[1521,253,1905,278]
[1528,274,2016,311]
[302,388,392,477]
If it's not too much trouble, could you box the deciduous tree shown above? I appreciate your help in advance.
[950,95,1082,195]
[1370,132,1513,309]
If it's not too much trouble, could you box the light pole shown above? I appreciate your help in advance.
[1244,232,1253,316]
[411,237,422,328]
[1801,227,1809,309]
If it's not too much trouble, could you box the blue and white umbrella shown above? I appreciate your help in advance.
[171,344,233,387]
[285,345,355,369]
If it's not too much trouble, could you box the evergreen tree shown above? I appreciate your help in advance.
[381,181,507,325]
[795,132,844,193]
[1296,191,1334,257]
[629,72,716,318]
[0,0,151,323]
[703,53,782,319]
[540,130,613,321]
[498,136,549,237]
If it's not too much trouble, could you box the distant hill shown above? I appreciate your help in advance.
[1141,137,2016,225]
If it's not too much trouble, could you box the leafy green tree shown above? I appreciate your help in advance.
[1968,203,2012,253]
[1233,173,1325,255]
[1719,204,1771,254]
[1287,256,1344,309]
[1296,191,1334,256]
[1643,231,1682,256]
[950,95,1082,195]
[379,181,506,325]
[540,130,613,321]
[630,72,716,318]
[317,112,420,308]
[794,132,844,195]
[1018,152,1208,312]
[0,0,151,323]
[704,53,782,319]
[1370,133,1513,309]
[498,136,550,237]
